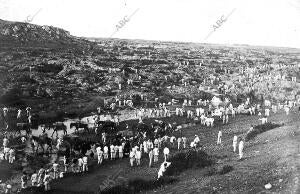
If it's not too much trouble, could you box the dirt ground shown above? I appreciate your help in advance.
[41,108,300,194]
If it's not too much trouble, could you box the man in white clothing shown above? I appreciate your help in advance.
[163,147,170,161]
[153,147,159,163]
[238,140,244,160]
[135,149,142,166]
[82,156,88,172]
[103,146,109,160]
[217,130,222,145]
[157,161,171,179]
[177,137,182,150]
[96,146,103,164]
[233,135,238,152]
[129,149,135,167]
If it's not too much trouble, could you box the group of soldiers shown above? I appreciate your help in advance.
[1,94,299,193]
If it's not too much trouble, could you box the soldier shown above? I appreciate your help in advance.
[238,140,244,160]
[217,130,222,145]
[148,148,153,167]
[177,137,182,150]
[129,149,135,167]
[163,147,170,161]
[135,148,142,166]
[96,145,103,164]
[82,156,88,172]
[21,172,28,189]
[153,147,159,163]
[8,148,15,164]
[52,161,59,179]
[43,170,51,191]
[182,136,187,149]
[233,135,238,152]
[103,145,109,160]
[119,144,123,159]
[31,171,38,186]
[157,161,171,180]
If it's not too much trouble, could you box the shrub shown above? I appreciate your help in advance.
[101,149,213,193]
[164,149,215,176]
[100,177,177,194]
[218,165,233,175]
[203,167,217,176]
[245,122,282,141]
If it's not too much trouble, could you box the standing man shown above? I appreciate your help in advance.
[43,170,51,191]
[37,167,45,186]
[103,145,109,160]
[135,149,142,166]
[233,135,238,153]
[217,130,222,145]
[82,155,88,172]
[129,149,135,167]
[8,148,15,164]
[170,136,176,148]
[3,136,9,149]
[63,156,68,172]
[238,140,244,160]
[17,109,22,119]
[177,137,182,150]
[119,144,124,159]
[148,148,154,167]
[96,145,103,164]
[182,136,187,149]
[110,144,115,160]
[163,147,170,162]
[153,146,159,163]
[21,172,28,189]
[52,161,59,179]
[78,157,83,173]
[31,171,38,186]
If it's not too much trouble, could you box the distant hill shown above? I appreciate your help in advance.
[0,19,93,49]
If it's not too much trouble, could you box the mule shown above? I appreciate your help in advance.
[70,122,89,134]
[31,134,53,154]
[52,122,67,138]
[15,123,31,136]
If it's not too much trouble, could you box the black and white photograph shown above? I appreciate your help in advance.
[0,0,300,193]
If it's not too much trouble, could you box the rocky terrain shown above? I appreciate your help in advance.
[0,19,300,120]
[0,19,300,194]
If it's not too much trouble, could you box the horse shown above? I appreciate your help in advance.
[52,122,67,138]
[96,121,116,134]
[70,121,89,134]
[31,134,53,154]
[15,123,31,136]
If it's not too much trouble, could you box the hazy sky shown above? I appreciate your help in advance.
[1,0,300,48]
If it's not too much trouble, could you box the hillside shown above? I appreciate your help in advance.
[0,18,300,121]
[0,18,300,194]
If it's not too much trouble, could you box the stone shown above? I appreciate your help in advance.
[265,183,272,189]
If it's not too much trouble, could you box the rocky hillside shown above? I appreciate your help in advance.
[0,19,72,43]
[0,19,299,120]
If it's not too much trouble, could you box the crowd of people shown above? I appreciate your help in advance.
[0,95,299,192]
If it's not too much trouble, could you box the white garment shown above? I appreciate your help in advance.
[238,141,244,159]
[157,162,171,179]
[163,147,169,155]
[233,136,238,152]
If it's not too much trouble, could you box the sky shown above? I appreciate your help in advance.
[0,0,300,48]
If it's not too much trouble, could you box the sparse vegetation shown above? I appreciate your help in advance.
[245,122,283,141]
[165,149,215,176]
[218,165,234,175]
[100,177,178,194]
